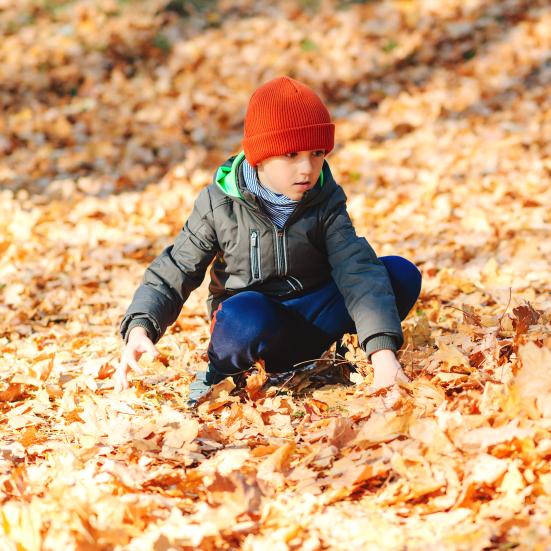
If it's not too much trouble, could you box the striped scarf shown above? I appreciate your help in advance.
[242,158,298,229]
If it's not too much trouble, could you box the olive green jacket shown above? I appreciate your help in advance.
[120,152,402,358]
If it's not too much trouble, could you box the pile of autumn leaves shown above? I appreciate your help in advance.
[1,0,551,549]
[1,287,550,549]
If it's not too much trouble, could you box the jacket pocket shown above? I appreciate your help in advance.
[249,230,262,282]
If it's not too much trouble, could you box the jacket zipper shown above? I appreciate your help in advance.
[237,161,319,288]
[282,228,288,275]
[278,227,303,291]
[245,203,285,278]
[250,230,261,281]
[274,228,282,276]
[244,203,300,284]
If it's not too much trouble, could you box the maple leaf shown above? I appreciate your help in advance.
[433,338,471,371]
[511,302,542,339]
[244,359,268,401]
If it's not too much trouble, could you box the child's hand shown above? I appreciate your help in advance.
[370,349,410,390]
[114,326,159,392]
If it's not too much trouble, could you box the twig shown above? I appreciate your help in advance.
[445,305,481,325]
[291,357,332,368]
[497,286,513,332]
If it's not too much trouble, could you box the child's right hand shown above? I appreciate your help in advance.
[114,326,160,392]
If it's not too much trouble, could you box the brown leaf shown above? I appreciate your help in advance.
[206,471,262,521]
[197,378,237,413]
[512,302,542,338]
[325,416,356,448]
[461,305,482,327]
[244,359,268,401]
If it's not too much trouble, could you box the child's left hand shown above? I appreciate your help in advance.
[370,349,410,390]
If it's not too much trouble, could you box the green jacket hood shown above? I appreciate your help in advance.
[215,151,246,198]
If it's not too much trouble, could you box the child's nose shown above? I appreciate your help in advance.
[297,156,313,174]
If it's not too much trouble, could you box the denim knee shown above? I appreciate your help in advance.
[208,291,289,375]
[211,291,281,342]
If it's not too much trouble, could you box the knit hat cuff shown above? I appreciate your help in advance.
[243,123,335,166]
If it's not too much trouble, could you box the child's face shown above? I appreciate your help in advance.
[256,149,326,201]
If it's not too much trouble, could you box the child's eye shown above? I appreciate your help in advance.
[286,151,324,158]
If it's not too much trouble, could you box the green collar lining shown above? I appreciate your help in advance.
[215,151,245,198]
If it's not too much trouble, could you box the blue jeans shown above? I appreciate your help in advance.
[208,256,422,375]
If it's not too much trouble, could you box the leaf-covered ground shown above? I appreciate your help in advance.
[1,1,550,549]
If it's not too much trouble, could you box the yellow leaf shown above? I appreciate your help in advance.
[1,501,42,551]
[515,342,551,417]
[163,419,200,449]
[257,442,295,492]
[468,454,509,485]
[434,338,470,370]
[352,411,410,447]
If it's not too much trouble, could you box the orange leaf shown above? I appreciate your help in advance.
[0,383,26,403]
[245,359,268,401]
[97,362,116,380]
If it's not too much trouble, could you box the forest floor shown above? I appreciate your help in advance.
[1,0,550,549]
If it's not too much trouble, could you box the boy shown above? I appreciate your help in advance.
[115,76,422,404]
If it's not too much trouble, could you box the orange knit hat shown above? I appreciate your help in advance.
[243,76,335,167]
